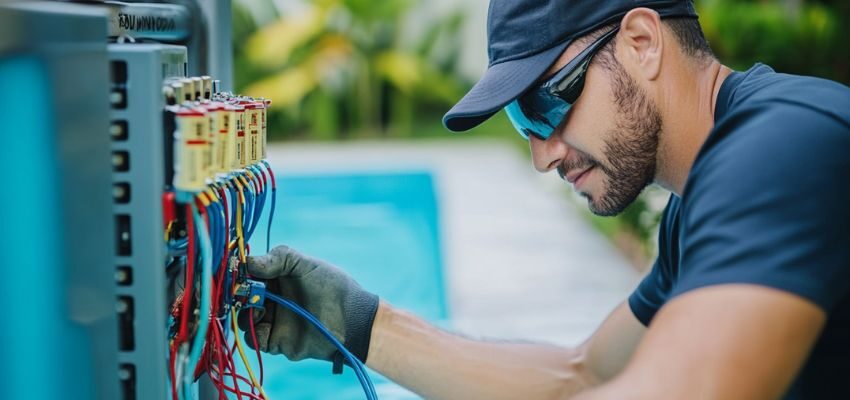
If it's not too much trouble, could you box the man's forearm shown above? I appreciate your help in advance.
[366,301,598,400]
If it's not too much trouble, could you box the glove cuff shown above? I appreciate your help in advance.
[343,291,379,363]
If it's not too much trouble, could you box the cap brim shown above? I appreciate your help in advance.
[443,40,571,132]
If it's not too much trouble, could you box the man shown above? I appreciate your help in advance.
[242,0,850,398]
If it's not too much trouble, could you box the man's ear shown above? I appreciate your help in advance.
[618,8,664,81]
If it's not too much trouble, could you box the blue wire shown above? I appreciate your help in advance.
[266,293,377,399]
[241,176,255,240]
[266,189,276,254]
[247,169,266,240]
[212,201,225,273]
[208,202,220,274]
[249,179,264,240]
[264,292,378,400]
[228,182,238,239]
[260,161,276,254]
[242,166,267,243]
[183,204,213,400]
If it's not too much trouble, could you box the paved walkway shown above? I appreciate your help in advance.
[267,138,639,347]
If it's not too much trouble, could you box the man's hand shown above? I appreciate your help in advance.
[239,246,649,400]
[238,245,379,364]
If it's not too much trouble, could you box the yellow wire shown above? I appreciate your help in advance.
[239,175,252,195]
[198,192,211,207]
[164,220,174,242]
[205,188,219,205]
[231,308,268,400]
[223,180,239,252]
[234,177,247,263]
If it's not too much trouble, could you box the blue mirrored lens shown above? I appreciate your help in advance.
[505,93,571,140]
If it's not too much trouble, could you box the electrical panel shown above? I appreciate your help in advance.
[3,2,376,399]
[108,42,188,399]
[107,23,276,400]
[2,1,275,399]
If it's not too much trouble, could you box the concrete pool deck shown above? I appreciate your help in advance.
[267,138,640,348]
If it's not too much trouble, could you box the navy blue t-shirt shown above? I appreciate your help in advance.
[628,64,850,399]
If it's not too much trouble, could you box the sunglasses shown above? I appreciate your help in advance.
[505,27,620,141]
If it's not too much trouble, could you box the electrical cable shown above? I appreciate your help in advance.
[231,308,269,400]
[177,204,195,344]
[215,318,244,400]
[248,311,265,385]
[245,168,265,242]
[183,202,213,400]
[260,160,277,254]
[234,177,248,263]
[264,292,378,400]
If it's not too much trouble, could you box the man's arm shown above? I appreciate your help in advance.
[574,285,826,400]
[367,300,646,400]
[242,246,646,397]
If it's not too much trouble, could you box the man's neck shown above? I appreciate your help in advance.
[655,60,732,195]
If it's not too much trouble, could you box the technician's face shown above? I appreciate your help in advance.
[528,36,661,216]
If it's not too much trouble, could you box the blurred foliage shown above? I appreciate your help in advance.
[232,0,849,267]
[698,0,849,84]
[232,0,468,140]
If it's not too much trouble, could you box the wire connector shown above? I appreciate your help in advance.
[234,279,266,309]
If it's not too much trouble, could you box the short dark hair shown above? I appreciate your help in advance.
[581,17,715,68]
[664,17,714,60]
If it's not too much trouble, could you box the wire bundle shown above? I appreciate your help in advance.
[164,158,378,399]
[166,162,277,400]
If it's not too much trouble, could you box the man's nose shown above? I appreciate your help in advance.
[529,134,568,173]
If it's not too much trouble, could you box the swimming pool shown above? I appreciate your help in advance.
[245,171,448,399]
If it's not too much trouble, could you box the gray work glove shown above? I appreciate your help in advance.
[238,245,379,370]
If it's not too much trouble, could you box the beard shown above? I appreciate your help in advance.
[585,59,662,216]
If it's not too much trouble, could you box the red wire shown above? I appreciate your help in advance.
[220,319,244,400]
[169,346,179,400]
[248,312,265,386]
[218,186,230,273]
[189,203,215,382]
[265,163,277,190]
[258,166,268,190]
[185,182,272,400]
[178,204,195,343]
[219,375,264,399]
[207,370,265,400]
[211,318,228,399]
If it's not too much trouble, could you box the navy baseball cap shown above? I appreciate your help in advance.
[443,0,697,132]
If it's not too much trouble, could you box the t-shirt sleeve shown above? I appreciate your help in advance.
[629,197,680,326]
[671,104,850,312]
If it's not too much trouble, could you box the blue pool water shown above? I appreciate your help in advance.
[245,171,448,399]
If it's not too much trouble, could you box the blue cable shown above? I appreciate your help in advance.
[243,166,267,242]
[227,182,238,239]
[265,189,276,253]
[241,176,256,240]
[208,202,220,274]
[183,204,213,400]
[248,180,264,241]
[264,292,378,400]
[260,161,276,254]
